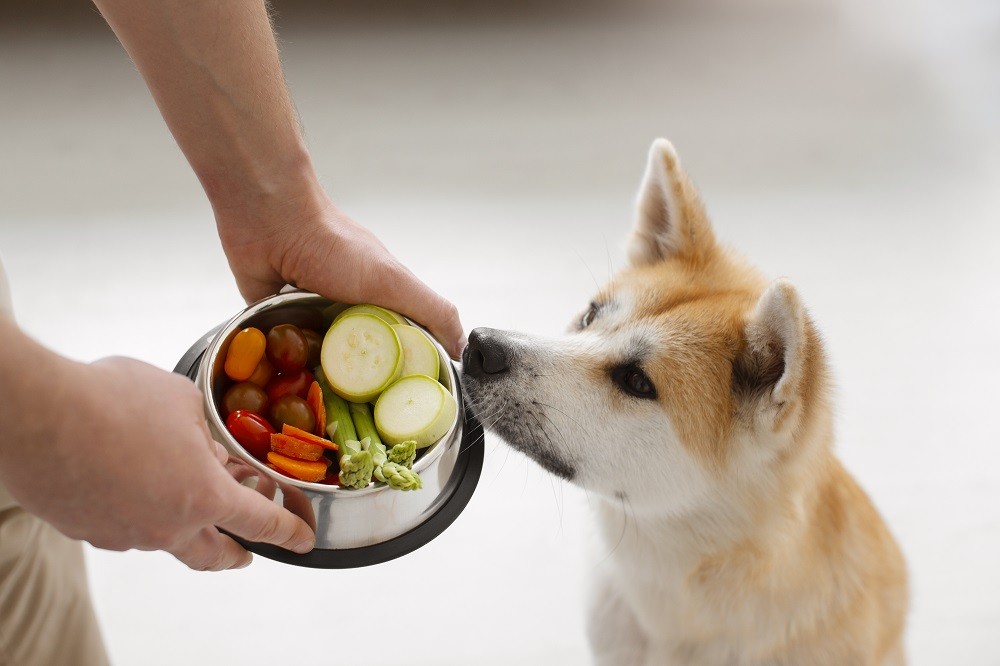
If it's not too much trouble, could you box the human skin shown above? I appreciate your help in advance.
[91,0,465,354]
[0,0,463,571]
[0,323,314,570]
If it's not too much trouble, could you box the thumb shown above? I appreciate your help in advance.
[212,474,316,554]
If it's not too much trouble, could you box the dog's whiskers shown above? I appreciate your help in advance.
[592,491,636,566]
[603,232,616,285]
[527,409,567,529]
[534,408,568,447]
[607,492,632,560]
[574,248,603,293]
[462,415,503,455]
[489,446,513,487]
[533,400,588,433]
[460,399,511,455]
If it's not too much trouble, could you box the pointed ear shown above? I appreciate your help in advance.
[736,280,810,431]
[627,139,716,267]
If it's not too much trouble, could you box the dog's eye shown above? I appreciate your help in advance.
[580,303,598,329]
[611,364,657,400]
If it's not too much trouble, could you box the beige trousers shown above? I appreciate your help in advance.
[0,256,110,665]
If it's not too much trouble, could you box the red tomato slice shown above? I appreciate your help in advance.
[225,410,275,461]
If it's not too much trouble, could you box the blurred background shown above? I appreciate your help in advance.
[1,0,998,663]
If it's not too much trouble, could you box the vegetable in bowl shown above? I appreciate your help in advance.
[216,303,456,491]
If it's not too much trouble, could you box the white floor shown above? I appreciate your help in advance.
[2,1,998,664]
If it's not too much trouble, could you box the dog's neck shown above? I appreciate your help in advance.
[594,421,836,580]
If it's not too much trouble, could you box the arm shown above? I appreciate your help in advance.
[92,0,465,357]
[0,317,314,569]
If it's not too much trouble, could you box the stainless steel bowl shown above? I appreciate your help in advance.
[174,290,483,568]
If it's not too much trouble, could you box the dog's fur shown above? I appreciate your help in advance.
[461,139,908,665]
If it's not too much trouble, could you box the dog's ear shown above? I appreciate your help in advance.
[627,139,716,267]
[736,279,813,432]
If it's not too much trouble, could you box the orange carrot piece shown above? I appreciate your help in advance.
[270,433,325,461]
[281,423,338,451]
[306,381,327,436]
[266,452,329,482]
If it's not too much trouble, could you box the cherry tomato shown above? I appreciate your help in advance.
[247,355,274,387]
[225,410,275,461]
[224,327,266,381]
[268,395,316,433]
[266,324,309,374]
[301,329,323,369]
[265,367,315,402]
[222,382,269,416]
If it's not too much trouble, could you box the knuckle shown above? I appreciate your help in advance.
[175,374,203,402]
[84,535,129,552]
[366,258,396,291]
[439,300,460,325]
[146,526,180,552]
[192,550,230,573]
[193,483,228,519]
[248,510,283,543]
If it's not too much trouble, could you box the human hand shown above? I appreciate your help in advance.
[214,186,466,359]
[0,355,315,570]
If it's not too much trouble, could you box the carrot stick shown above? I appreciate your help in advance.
[266,452,329,482]
[306,381,327,436]
[281,423,338,451]
[270,433,326,461]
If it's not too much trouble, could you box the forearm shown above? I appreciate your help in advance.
[0,316,315,561]
[91,0,466,353]
[92,0,323,215]
[0,318,82,490]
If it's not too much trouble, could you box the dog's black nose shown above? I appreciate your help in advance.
[463,327,511,379]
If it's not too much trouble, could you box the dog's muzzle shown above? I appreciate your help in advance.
[463,327,511,379]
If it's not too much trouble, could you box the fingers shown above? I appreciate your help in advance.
[224,460,279,502]
[214,480,316,554]
[375,266,467,359]
[232,267,285,306]
[168,526,252,571]
[212,439,229,465]
[250,209,466,357]
[239,280,285,306]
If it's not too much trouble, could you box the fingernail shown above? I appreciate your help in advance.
[291,538,315,554]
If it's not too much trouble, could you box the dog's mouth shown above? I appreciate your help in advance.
[461,372,577,481]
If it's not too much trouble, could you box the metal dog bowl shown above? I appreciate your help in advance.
[173,291,483,568]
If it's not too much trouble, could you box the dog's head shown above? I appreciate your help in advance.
[462,139,830,514]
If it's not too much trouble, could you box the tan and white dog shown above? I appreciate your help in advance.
[461,139,908,665]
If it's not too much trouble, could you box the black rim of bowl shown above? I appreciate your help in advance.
[173,325,484,569]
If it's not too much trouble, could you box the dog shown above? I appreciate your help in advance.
[461,139,908,665]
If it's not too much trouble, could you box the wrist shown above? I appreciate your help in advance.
[211,149,334,249]
[203,143,324,218]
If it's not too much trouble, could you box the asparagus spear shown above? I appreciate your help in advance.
[338,437,375,489]
[349,401,381,446]
[321,371,422,491]
[387,440,417,469]
[374,462,423,491]
[315,366,357,450]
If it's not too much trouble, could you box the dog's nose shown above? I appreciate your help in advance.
[463,327,511,379]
